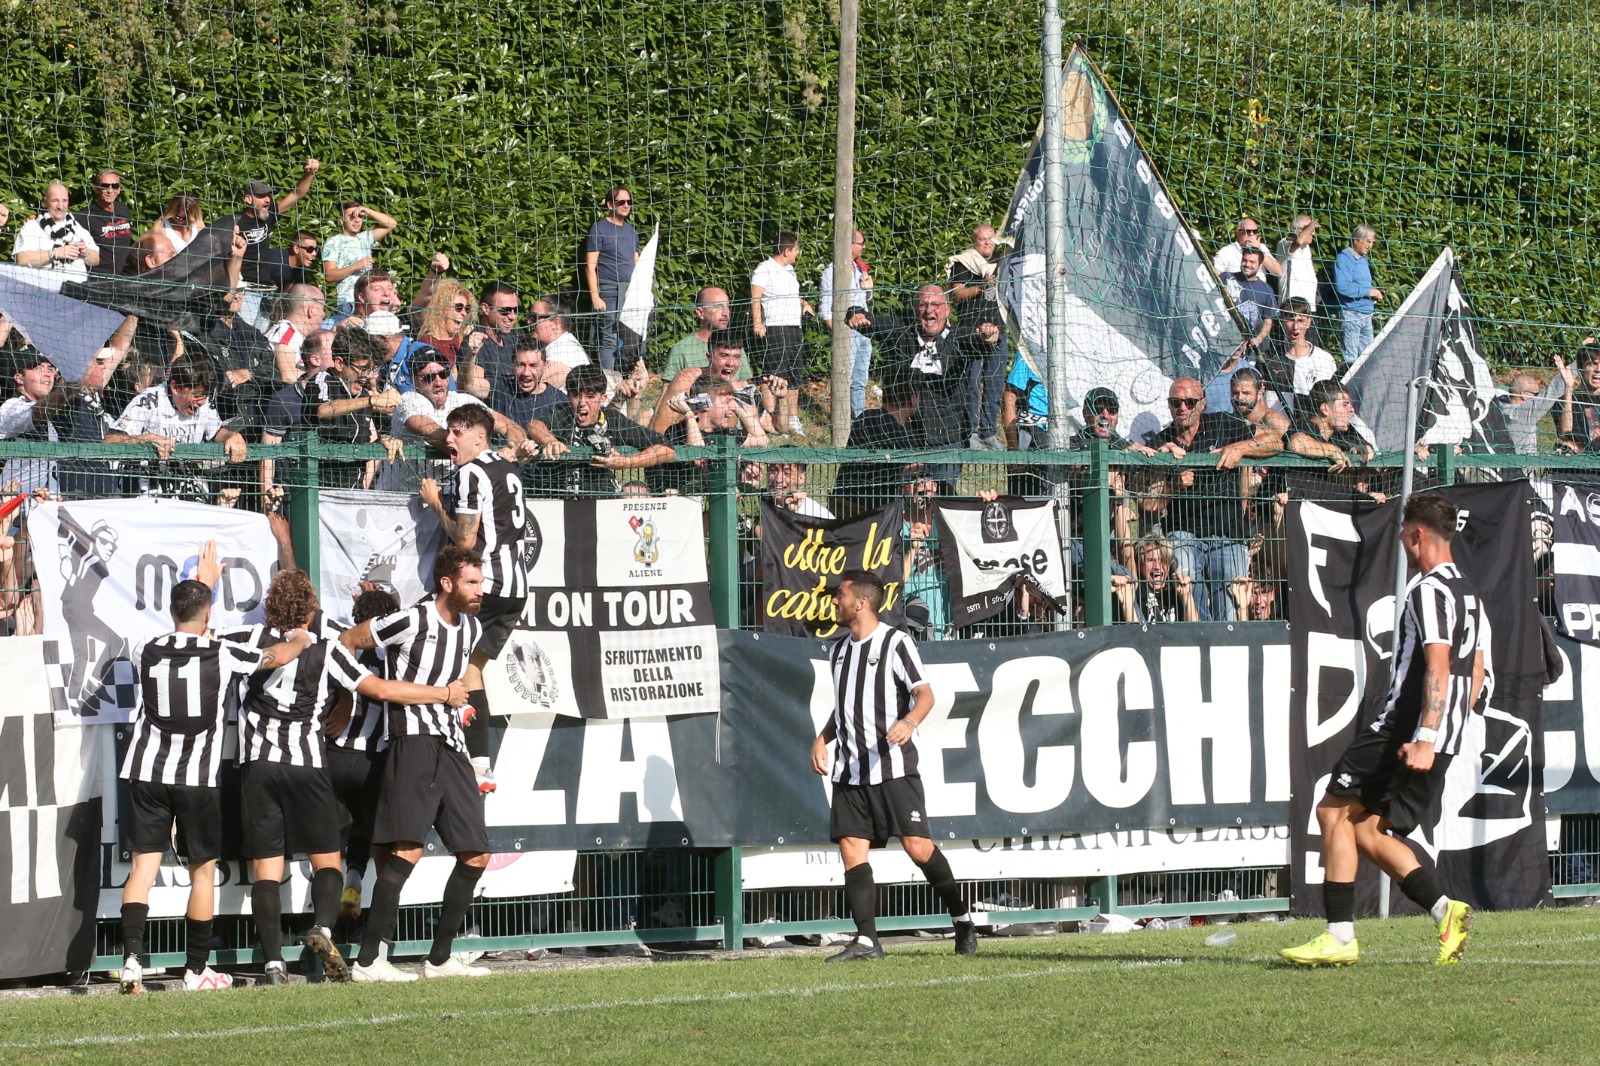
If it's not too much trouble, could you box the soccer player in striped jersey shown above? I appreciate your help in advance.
[220,570,470,985]
[118,542,313,994]
[810,569,976,961]
[419,402,531,795]
[338,544,490,981]
[326,585,402,923]
[1283,493,1485,968]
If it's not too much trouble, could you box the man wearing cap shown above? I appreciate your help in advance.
[224,158,321,285]
[74,169,132,275]
[0,347,65,495]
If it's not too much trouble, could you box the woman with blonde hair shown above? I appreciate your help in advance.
[157,193,205,253]
[416,278,475,369]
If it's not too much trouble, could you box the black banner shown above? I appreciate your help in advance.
[1540,634,1600,815]
[1287,483,1555,916]
[759,500,904,638]
[1551,481,1600,644]
[722,625,1291,845]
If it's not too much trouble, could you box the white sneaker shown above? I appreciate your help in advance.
[979,435,1005,451]
[474,765,497,795]
[182,966,234,991]
[119,957,143,995]
[351,957,418,983]
[421,957,491,978]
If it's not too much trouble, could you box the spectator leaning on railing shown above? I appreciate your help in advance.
[528,363,673,498]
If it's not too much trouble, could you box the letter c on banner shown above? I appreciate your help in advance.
[1076,648,1157,808]
[977,656,1075,814]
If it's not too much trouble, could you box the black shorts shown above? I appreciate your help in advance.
[371,735,489,854]
[239,760,343,859]
[126,780,223,864]
[830,776,932,849]
[325,743,386,842]
[1326,727,1454,836]
[761,325,805,389]
[476,593,524,660]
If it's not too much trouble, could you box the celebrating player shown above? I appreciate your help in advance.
[339,544,490,981]
[1282,492,1483,968]
[118,542,313,994]
[810,569,977,961]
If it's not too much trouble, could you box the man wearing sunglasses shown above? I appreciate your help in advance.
[584,185,641,373]
[1211,217,1284,279]
[1141,376,1281,621]
[384,346,531,491]
[75,169,132,275]
[461,281,522,391]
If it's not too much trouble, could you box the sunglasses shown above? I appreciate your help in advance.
[417,370,449,384]
[490,305,518,315]
[450,303,471,312]
[298,243,319,253]
[613,198,632,205]
[96,182,122,190]
[1238,227,1259,234]
[1168,397,1201,409]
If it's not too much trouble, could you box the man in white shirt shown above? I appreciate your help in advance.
[751,232,814,436]
[528,296,591,391]
[382,346,531,490]
[820,230,874,418]
[105,356,249,499]
[1275,215,1321,309]
[12,183,101,278]
[1211,217,1282,279]
[265,283,328,386]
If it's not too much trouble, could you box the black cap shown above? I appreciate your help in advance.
[1083,386,1119,412]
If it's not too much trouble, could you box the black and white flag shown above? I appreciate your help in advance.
[934,497,1068,627]
[998,44,1243,441]
[1344,247,1512,457]
[1551,480,1600,644]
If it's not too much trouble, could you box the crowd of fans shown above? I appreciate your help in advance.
[0,169,1590,639]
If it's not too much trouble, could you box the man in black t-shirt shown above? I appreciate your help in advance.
[73,170,132,275]
[1142,376,1281,621]
[222,159,320,284]
[529,364,674,496]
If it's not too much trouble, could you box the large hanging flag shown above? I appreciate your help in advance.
[998,44,1244,441]
[1343,247,1511,455]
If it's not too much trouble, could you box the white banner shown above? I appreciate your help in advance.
[935,497,1068,627]
[316,488,447,625]
[29,499,281,725]
[618,223,660,341]
[484,496,721,719]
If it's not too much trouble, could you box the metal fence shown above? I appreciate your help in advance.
[4,436,1597,972]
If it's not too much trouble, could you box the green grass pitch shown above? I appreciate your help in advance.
[2,908,1596,1065]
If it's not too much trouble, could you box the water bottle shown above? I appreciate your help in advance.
[1204,928,1237,948]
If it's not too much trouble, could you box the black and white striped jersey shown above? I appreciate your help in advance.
[218,627,373,768]
[119,632,264,787]
[370,601,481,753]
[827,622,932,785]
[328,643,390,752]
[452,449,532,599]
[1372,562,1484,755]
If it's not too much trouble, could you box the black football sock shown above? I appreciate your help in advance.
[185,917,214,974]
[357,855,414,966]
[428,861,486,965]
[464,690,491,762]
[311,866,344,932]
[1400,868,1446,916]
[913,847,970,920]
[843,863,878,942]
[120,902,149,961]
[346,837,372,881]
[1323,879,1356,935]
[252,879,285,964]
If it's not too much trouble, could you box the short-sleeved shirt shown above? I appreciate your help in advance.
[113,384,223,443]
[1370,563,1483,756]
[662,334,753,382]
[75,202,133,274]
[1006,358,1050,427]
[371,602,482,754]
[1225,272,1278,333]
[827,622,931,785]
[265,320,306,362]
[12,214,98,280]
[120,632,266,788]
[489,378,567,429]
[752,258,803,328]
[1142,412,1257,539]
[542,332,591,369]
[585,218,638,287]
[533,404,668,497]
[322,230,377,307]
[1259,343,1338,405]
[226,205,281,263]
[451,449,532,599]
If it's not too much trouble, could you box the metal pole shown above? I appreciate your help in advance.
[828,0,860,446]
[1041,2,1070,438]
[1378,374,1427,919]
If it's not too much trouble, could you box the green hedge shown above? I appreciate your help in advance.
[2,0,1594,365]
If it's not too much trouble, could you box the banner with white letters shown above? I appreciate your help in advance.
[1551,480,1600,644]
[29,499,281,725]
[482,495,720,719]
[935,497,1068,627]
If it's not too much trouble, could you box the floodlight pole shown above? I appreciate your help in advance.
[1042,1,1071,438]
[829,0,860,446]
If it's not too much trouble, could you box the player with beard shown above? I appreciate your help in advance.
[419,403,532,794]
[811,569,976,961]
[338,545,490,981]
[1282,492,1483,967]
